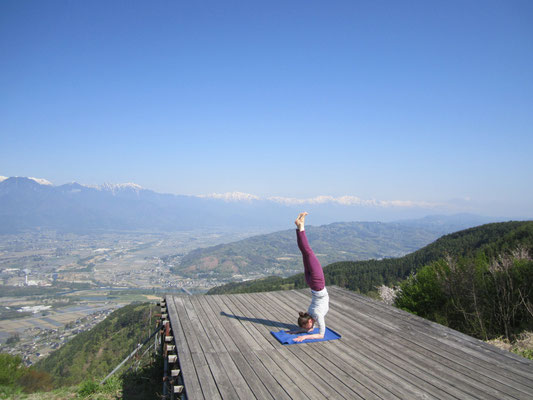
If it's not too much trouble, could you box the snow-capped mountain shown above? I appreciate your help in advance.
[84,182,144,194]
[0,176,497,234]
[197,192,260,202]
[0,176,282,233]
[28,177,53,186]
[0,176,52,185]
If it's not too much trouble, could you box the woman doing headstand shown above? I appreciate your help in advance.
[291,212,329,342]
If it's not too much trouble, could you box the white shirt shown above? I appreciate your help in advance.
[308,287,329,336]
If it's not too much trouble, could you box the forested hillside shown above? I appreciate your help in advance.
[208,221,533,295]
[171,219,479,279]
[34,302,158,387]
[395,222,533,341]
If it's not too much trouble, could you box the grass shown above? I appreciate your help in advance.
[486,331,533,360]
[2,357,163,400]
[2,329,164,400]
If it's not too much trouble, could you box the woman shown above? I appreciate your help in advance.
[290,212,329,342]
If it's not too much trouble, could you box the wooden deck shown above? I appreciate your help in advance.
[165,286,533,400]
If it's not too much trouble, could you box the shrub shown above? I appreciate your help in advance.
[78,379,99,397]
[18,369,54,393]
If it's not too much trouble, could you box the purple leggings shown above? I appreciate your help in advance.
[296,230,325,291]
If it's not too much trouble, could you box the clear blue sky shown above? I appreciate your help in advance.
[1,1,532,216]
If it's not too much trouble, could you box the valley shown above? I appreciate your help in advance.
[0,215,506,366]
[0,228,263,364]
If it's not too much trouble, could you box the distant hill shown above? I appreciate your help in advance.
[207,221,533,294]
[0,176,500,234]
[170,217,500,280]
[34,302,157,387]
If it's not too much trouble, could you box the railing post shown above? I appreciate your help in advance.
[161,297,170,398]
[161,296,184,399]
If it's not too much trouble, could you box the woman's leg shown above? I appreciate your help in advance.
[295,213,325,291]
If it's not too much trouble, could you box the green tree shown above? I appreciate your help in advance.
[396,264,448,325]
[5,333,20,345]
[0,353,25,387]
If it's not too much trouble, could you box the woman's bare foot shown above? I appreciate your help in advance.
[295,212,308,231]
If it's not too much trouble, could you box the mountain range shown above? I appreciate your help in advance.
[0,176,500,234]
[169,214,512,280]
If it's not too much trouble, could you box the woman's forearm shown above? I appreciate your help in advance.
[293,333,324,342]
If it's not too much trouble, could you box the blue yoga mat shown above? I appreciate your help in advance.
[271,327,341,345]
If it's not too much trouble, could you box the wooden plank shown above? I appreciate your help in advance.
[192,296,230,351]
[173,297,204,355]
[239,292,372,400]
[190,351,222,400]
[196,296,239,353]
[312,291,508,399]
[271,347,337,400]
[191,296,258,400]
[173,296,222,400]
[166,297,205,400]
[239,349,293,400]
[277,289,472,400]
[271,290,447,400]
[314,341,397,400]
[224,296,274,351]
[209,294,264,352]
[326,287,533,396]
[220,294,325,400]
[185,296,241,399]
[231,293,285,347]
[167,288,533,400]
[218,294,276,351]
[254,290,403,400]
[204,295,291,400]
[249,291,392,400]
[183,297,215,353]
[231,293,350,399]
[288,288,515,400]
[253,349,313,400]
[330,286,533,376]
[340,285,530,359]
[203,351,240,400]
[327,288,533,399]
[309,287,533,399]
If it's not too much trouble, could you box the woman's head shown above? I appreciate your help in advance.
[298,311,314,330]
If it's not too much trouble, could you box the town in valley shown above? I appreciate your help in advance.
[0,229,262,364]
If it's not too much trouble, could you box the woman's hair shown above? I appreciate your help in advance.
[298,311,313,328]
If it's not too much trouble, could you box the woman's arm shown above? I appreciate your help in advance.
[293,333,324,342]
